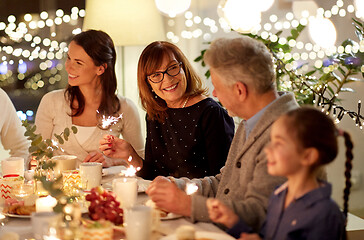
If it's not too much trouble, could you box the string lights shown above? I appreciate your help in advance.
[272,51,364,130]
[0,7,85,91]
[166,0,361,70]
[187,0,364,131]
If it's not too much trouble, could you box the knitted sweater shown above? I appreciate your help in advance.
[175,92,299,231]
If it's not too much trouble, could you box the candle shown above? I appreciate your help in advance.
[36,195,57,212]
[186,182,198,195]
[36,181,49,196]
[112,177,138,209]
[43,227,60,240]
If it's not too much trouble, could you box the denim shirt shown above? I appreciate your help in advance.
[228,181,345,240]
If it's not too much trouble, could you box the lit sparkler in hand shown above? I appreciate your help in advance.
[120,156,141,177]
[97,110,123,130]
[186,182,198,195]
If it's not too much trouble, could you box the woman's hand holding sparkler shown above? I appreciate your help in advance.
[99,134,143,168]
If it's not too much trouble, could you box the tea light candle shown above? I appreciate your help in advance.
[43,227,60,240]
[0,212,7,225]
[36,181,49,196]
[36,196,57,212]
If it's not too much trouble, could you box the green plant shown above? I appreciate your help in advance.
[22,120,79,211]
[22,120,78,161]
[194,18,364,128]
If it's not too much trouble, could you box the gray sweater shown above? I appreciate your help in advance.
[175,92,299,231]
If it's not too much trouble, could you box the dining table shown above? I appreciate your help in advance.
[0,166,235,240]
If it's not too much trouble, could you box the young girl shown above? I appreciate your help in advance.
[207,107,353,240]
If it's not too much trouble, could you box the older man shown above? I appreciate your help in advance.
[146,36,299,231]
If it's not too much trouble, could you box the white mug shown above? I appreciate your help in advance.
[112,177,137,209]
[1,157,24,177]
[51,155,77,177]
[125,206,152,240]
[79,162,102,190]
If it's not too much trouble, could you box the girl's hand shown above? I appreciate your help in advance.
[83,151,106,166]
[206,198,239,228]
[239,233,262,240]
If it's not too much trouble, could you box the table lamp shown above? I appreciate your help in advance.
[83,0,165,96]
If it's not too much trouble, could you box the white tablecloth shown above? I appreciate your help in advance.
[0,166,231,240]
[2,166,364,239]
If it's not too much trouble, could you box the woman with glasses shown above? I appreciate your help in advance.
[100,41,234,179]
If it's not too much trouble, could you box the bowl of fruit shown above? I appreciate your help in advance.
[85,186,124,226]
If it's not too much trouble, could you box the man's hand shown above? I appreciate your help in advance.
[146,176,192,216]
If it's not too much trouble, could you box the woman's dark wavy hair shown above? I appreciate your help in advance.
[283,106,354,228]
[65,29,120,117]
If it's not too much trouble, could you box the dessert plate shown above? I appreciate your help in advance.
[4,213,31,218]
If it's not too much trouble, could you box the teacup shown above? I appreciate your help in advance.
[0,176,24,203]
[51,155,77,176]
[1,157,24,177]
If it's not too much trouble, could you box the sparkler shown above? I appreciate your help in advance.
[97,110,123,130]
[121,165,141,177]
[48,139,64,152]
[185,182,198,195]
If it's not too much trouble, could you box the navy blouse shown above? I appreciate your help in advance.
[138,98,235,180]
[228,181,345,240]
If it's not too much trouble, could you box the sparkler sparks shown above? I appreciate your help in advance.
[97,111,123,130]
[186,182,198,195]
[121,165,141,177]
[47,139,64,152]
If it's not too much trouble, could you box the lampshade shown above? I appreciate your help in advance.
[83,0,165,46]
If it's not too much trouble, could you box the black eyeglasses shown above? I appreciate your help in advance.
[147,62,182,83]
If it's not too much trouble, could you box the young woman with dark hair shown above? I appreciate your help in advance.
[35,30,144,168]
